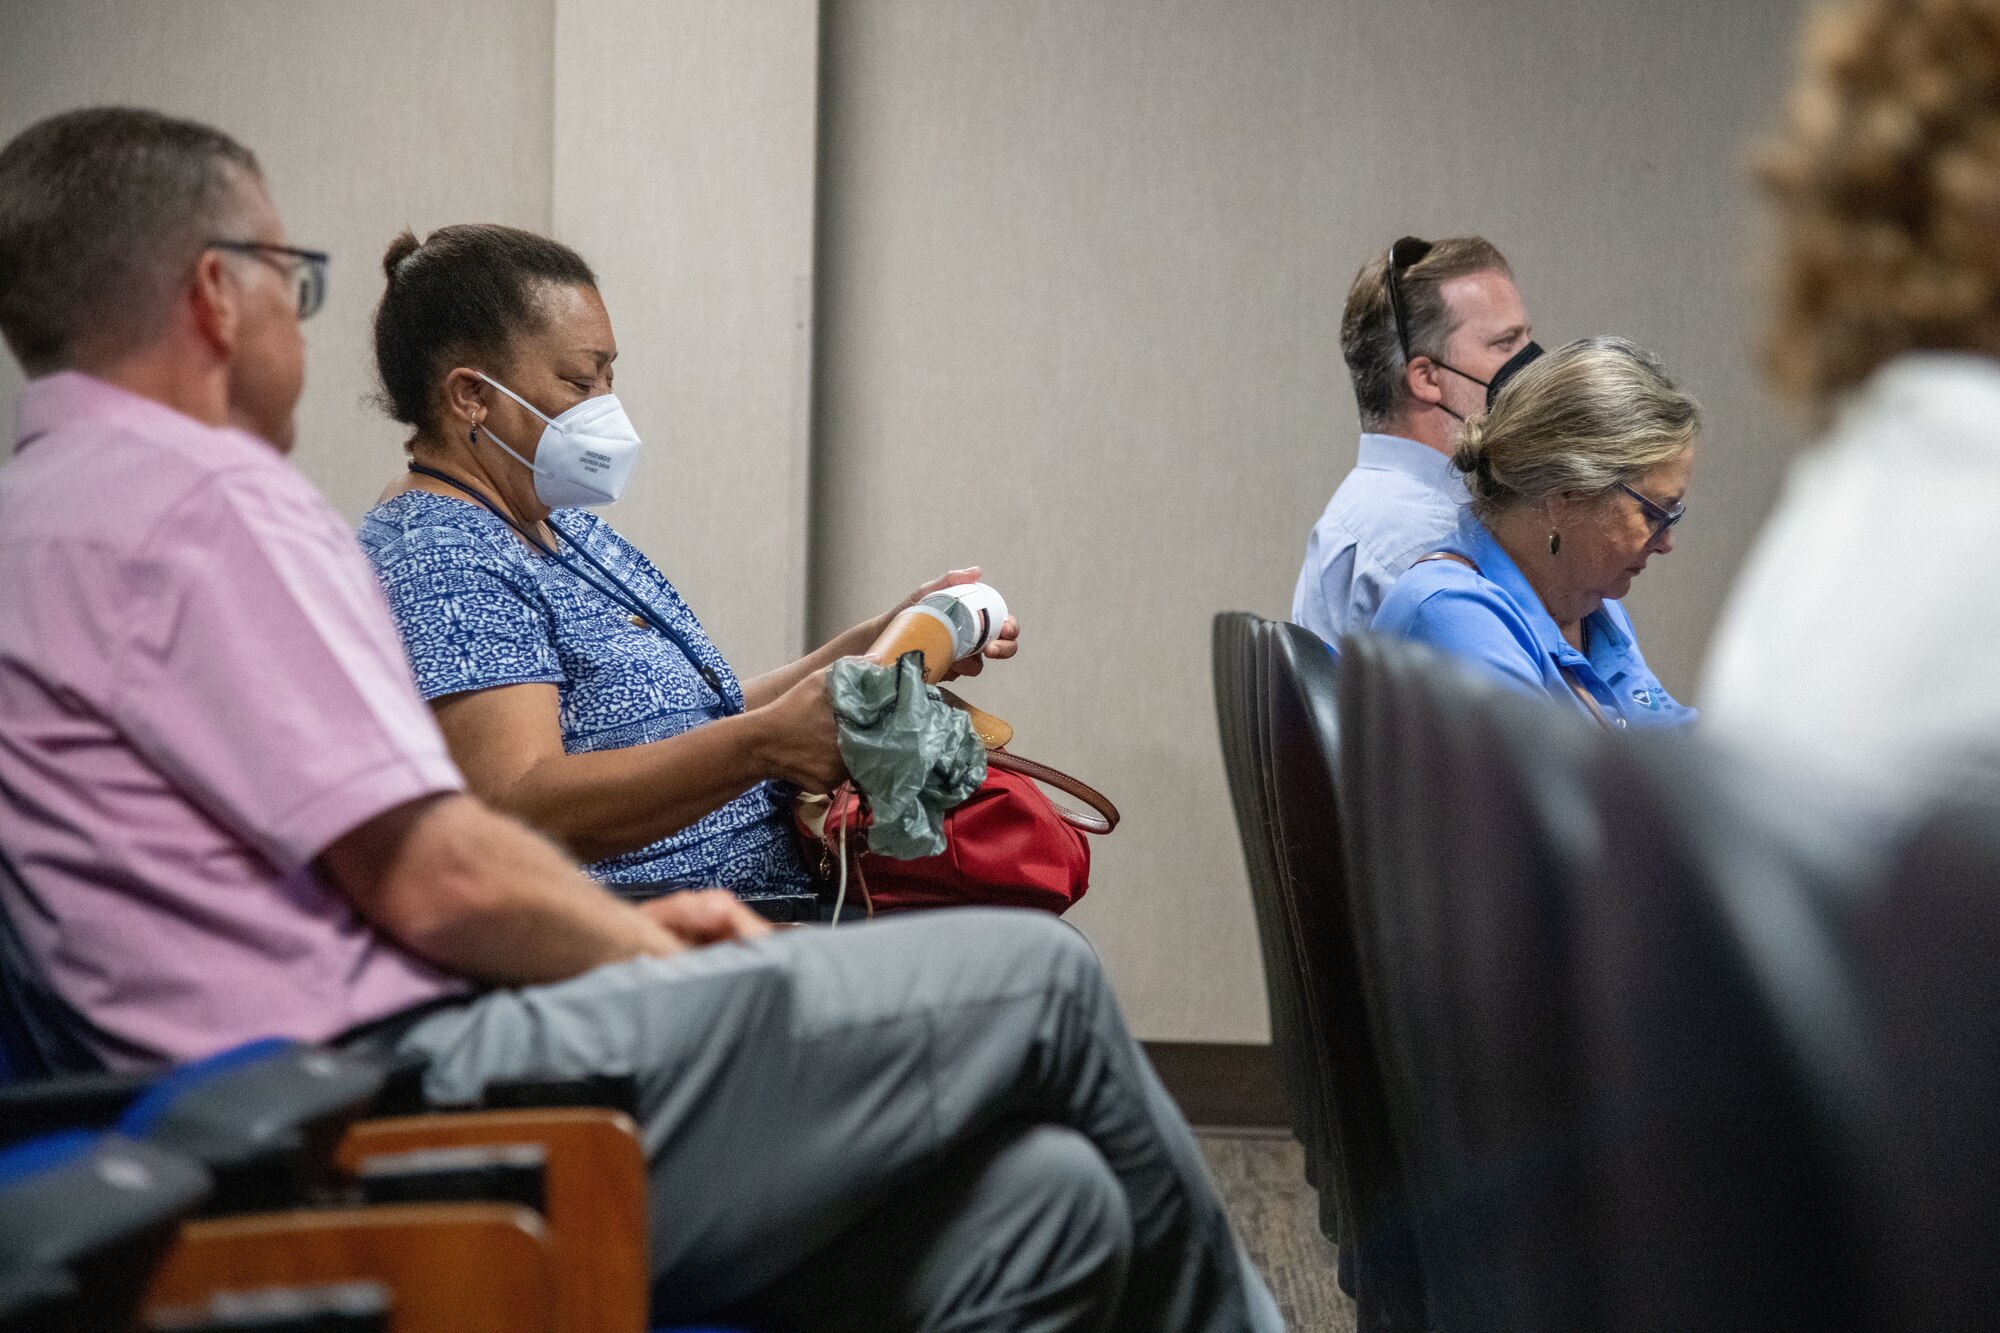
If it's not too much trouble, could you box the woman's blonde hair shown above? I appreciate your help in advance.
[1452,337,1700,522]
[1759,0,2000,412]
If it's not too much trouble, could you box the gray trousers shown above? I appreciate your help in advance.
[394,908,1284,1333]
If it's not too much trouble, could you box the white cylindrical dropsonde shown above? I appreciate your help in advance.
[918,582,1009,660]
[867,582,1010,683]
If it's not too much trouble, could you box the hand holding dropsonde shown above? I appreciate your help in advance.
[889,568,1019,680]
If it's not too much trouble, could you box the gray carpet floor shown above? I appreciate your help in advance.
[1197,1130,1355,1332]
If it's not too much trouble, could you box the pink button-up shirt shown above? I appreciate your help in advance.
[0,373,466,1068]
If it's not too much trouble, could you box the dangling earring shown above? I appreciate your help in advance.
[469,423,479,445]
[1548,529,1562,555]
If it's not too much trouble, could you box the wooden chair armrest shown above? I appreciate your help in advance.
[337,1109,647,1333]
[143,1202,554,1333]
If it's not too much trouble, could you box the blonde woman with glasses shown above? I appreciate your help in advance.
[1370,336,1699,729]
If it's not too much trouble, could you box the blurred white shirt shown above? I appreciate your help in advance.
[1701,352,2000,809]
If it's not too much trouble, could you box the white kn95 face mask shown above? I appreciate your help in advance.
[475,372,643,508]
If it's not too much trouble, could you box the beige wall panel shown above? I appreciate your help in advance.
[0,0,555,522]
[813,0,1802,1040]
[552,0,820,674]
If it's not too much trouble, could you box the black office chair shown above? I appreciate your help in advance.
[1256,619,1349,1223]
[1338,632,1895,1331]
[1337,632,1608,1329]
[1571,723,1871,1332]
[1851,796,2000,1330]
[1212,613,1329,1192]
[1261,621,1425,1330]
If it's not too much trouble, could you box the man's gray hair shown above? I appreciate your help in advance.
[0,107,261,375]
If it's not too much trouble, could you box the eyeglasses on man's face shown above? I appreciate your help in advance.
[1619,481,1687,544]
[208,240,329,320]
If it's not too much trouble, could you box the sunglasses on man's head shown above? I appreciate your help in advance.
[1385,235,1434,360]
[207,240,330,320]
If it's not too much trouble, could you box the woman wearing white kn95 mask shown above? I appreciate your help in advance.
[357,225,1019,921]
[472,370,643,509]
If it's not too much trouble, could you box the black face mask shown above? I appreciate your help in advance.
[1425,339,1545,421]
[1482,339,1545,410]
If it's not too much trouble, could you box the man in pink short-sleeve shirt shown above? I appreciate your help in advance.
[0,109,740,1070]
[0,370,467,1065]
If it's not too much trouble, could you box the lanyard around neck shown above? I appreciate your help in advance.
[405,463,735,711]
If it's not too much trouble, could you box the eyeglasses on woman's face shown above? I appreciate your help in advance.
[207,240,329,320]
[1618,480,1686,544]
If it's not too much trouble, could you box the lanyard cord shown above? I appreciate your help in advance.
[405,463,736,712]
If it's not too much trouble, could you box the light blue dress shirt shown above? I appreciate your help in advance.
[1291,433,1470,647]
[1370,510,1695,730]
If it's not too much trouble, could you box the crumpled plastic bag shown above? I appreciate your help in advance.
[830,651,988,859]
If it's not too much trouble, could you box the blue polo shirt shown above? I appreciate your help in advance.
[1291,434,1470,647]
[1370,511,1695,729]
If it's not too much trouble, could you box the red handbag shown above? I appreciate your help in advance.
[794,749,1120,918]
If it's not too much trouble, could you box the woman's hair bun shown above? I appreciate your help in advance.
[372,223,597,431]
[381,230,421,282]
[1450,419,1487,476]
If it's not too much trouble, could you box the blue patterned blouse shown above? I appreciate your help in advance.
[357,489,814,900]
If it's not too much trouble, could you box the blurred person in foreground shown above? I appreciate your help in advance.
[1291,235,1539,646]
[1371,337,1698,729]
[1703,0,2000,809]
[0,106,1280,1333]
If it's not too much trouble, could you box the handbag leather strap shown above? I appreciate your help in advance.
[936,686,1015,750]
[932,685,1117,833]
[987,749,1121,834]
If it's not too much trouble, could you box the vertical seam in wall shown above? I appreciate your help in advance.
[801,0,836,652]
[545,0,560,236]
[785,0,830,663]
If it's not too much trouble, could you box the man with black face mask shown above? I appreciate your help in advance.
[1291,235,1541,646]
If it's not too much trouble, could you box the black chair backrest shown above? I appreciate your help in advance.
[1263,621,1426,1328]
[1338,632,1603,1329]
[1340,630,1881,1332]
[1854,797,2000,1329]
[1574,728,1870,1332]
[1211,614,1326,1182]
[1260,621,1350,1235]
